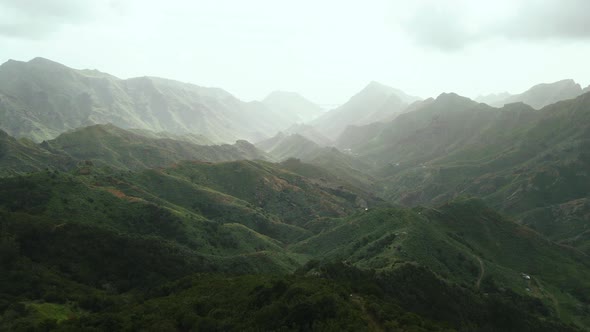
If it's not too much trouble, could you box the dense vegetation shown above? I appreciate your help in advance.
[1,162,589,330]
[1,57,590,330]
[338,92,590,254]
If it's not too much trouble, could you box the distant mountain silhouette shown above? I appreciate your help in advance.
[0,57,292,143]
[311,81,421,139]
[486,79,584,109]
[262,91,324,123]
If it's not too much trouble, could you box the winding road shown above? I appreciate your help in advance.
[475,256,485,289]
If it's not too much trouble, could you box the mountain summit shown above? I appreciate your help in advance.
[311,81,421,139]
[262,91,324,123]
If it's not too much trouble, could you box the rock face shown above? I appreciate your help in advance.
[0,57,292,143]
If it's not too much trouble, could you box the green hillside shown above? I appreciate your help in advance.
[332,91,590,253]
[257,133,322,161]
[257,132,379,192]
[293,198,590,328]
[2,57,590,331]
[1,168,589,330]
[0,123,270,176]
[2,181,586,330]
[0,129,74,177]
[44,123,268,170]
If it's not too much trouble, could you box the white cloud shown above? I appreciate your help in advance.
[400,0,590,51]
[0,0,588,103]
[0,0,116,39]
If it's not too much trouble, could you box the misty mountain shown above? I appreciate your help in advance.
[311,81,421,139]
[126,128,215,146]
[336,97,435,150]
[337,92,498,163]
[338,90,590,254]
[0,124,268,175]
[489,79,584,109]
[43,123,268,170]
[0,57,293,143]
[257,132,378,192]
[282,123,333,146]
[475,92,512,105]
[262,90,324,123]
[336,122,388,151]
[256,132,323,162]
[337,91,544,170]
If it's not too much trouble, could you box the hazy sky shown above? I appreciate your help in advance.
[1,0,589,104]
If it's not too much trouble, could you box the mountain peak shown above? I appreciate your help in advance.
[360,81,421,104]
[0,59,28,71]
[0,57,70,74]
[435,92,474,104]
[528,79,580,91]
[501,101,536,112]
[362,81,394,93]
[27,57,68,68]
[2,59,22,66]
[263,90,318,105]
[262,90,323,123]
[29,56,55,63]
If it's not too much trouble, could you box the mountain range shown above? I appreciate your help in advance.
[477,79,588,109]
[0,123,268,177]
[0,57,318,143]
[1,57,590,330]
[332,90,590,255]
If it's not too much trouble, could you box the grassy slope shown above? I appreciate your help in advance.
[0,129,74,176]
[45,124,267,170]
[292,198,590,328]
[356,93,590,253]
[1,167,588,330]
[1,120,590,329]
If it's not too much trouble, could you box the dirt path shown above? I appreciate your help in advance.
[534,278,561,319]
[475,256,485,289]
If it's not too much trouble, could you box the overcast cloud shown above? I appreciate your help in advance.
[0,0,115,39]
[403,0,590,51]
[0,0,588,104]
